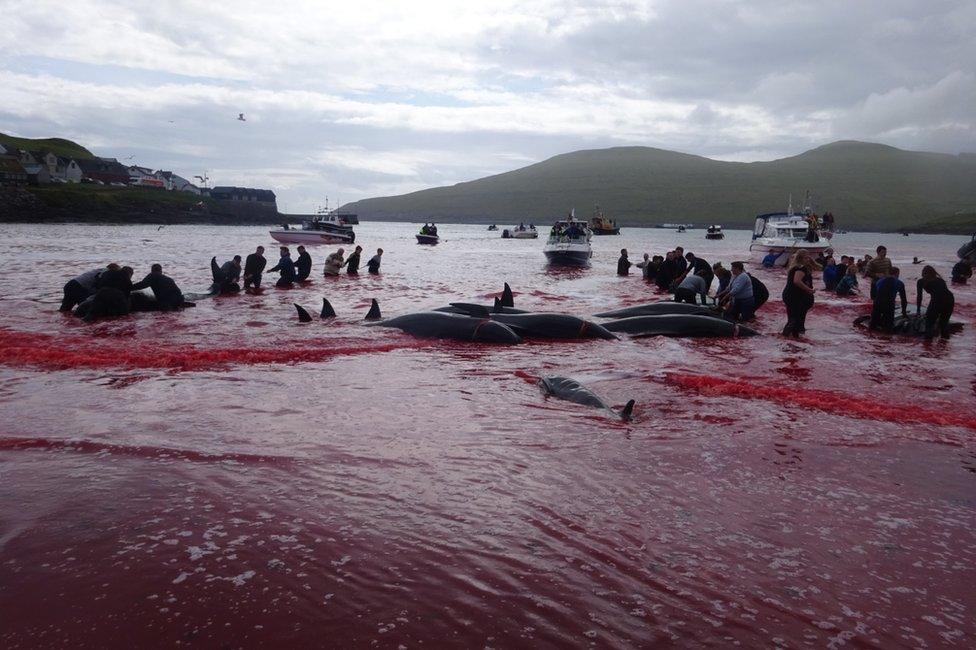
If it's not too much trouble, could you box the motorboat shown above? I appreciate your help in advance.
[676,225,687,233]
[959,232,976,262]
[502,224,538,239]
[589,206,620,235]
[416,233,439,245]
[750,196,836,265]
[543,218,592,266]
[487,224,498,231]
[269,211,355,245]
[705,225,724,240]
[658,223,693,230]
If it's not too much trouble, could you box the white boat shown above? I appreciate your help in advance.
[705,225,724,240]
[269,211,355,245]
[543,218,592,265]
[502,225,538,239]
[750,199,835,266]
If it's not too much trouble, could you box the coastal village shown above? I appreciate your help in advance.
[0,139,277,211]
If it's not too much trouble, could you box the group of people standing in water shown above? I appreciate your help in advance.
[255,245,384,288]
[619,242,963,341]
[617,246,770,325]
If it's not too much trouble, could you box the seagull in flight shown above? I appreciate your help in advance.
[237,113,246,121]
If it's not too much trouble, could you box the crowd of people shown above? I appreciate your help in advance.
[617,246,770,325]
[618,242,965,341]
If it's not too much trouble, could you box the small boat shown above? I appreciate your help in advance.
[487,224,498,231]
[676,225,687,233]
[705,225,724,240]
[659,222,693,230]
[749,195,837,265]
[589,205,620,235]
[416,233,439,245]
[502,225,538,239]
[543,217,592,266]
[269,211,355,245]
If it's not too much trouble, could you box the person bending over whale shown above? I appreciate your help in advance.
[674,272,708,305]
[268,247,297,288]
[295,245,312,281]
[323,248,345,276]
[951,259,972,284]
[74,265,134,321]
[214,255,242,293]
[243,246,266,291]
[131,263,186,310]
[916,265,955,340]
[60,265,111,312]
[720,262,755,322]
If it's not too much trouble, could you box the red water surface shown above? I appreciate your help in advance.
[1,223,974,648]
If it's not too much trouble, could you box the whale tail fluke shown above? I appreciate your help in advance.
[295,303,313,323]
[210,256,220,282]
[501,283,514,308]
[620,399,635,421]
[321,298,336,318]
[365,298,381,320]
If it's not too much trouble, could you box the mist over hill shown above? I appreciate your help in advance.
[341,141,976,231]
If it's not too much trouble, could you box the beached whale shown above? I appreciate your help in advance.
[602,314,759,338]
[447,304,617,340]
[539,376,634,420]
[369,311,523,344]
[593,301,719,319]
[853,312,964,336]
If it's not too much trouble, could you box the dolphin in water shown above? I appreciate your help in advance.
[539,376,635,420]
[448,304,617,340]
[368,309,522,344]
[603,314,759,337]
[594,302,718,319]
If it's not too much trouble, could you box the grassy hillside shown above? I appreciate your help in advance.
[342,141,976,231]
[0,132,95,159]
[28,184,211,210]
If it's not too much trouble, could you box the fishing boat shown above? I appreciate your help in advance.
[502,224,538,239]
[416,233,439,245]
[589,206,620,235]
[487,224,498,231]
[543,218,592,266]
[749,195,836,266]
[705,225,724,240]
[676,225,687,233]
[269,211,355,245]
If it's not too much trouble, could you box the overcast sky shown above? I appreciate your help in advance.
[1,0,973,212]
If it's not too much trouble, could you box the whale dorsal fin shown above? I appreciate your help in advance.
[210,256,220,282]
[493,297,503,313]
[501,283,514,308]
[365,298,381,320]
[321,298,336,318]
[620,399,635,421]
[294,303,312,323]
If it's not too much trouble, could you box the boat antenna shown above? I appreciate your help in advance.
[788,193,793,217]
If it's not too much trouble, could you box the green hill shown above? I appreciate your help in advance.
[0,132,95,159]
[341,141,976,231]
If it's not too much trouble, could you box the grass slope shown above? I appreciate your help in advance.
[343,141,976,231]
[0,132,95,159]
[29,184,210,210]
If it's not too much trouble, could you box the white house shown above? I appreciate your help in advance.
[64,159,83,183]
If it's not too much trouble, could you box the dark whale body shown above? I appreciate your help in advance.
[539,376,634,420]
[371,312,522,344]
[603,314,759,337]
[594,302,718,319]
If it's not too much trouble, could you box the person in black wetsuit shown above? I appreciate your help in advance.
[75,265,134,321]
[916,265,955,339]
[673,247,687,275]
[869,267,907,331]
[243,246,266,290]
[268,247,297,287]
[782,251,816,337]
[216,256,242,293]
[685,252,713,292]
[617,249,632,276]
[345,245,363,275]
[656,251,677,291]
[367,248,383,274]
[131,263,185,309]
[295,246,313,281]
[60,265,110,312]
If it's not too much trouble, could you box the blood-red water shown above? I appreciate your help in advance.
[1,223,974,647]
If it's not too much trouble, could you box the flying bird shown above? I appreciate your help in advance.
[237,113,246,121]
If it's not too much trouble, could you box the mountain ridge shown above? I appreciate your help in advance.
[341,141,976,230]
